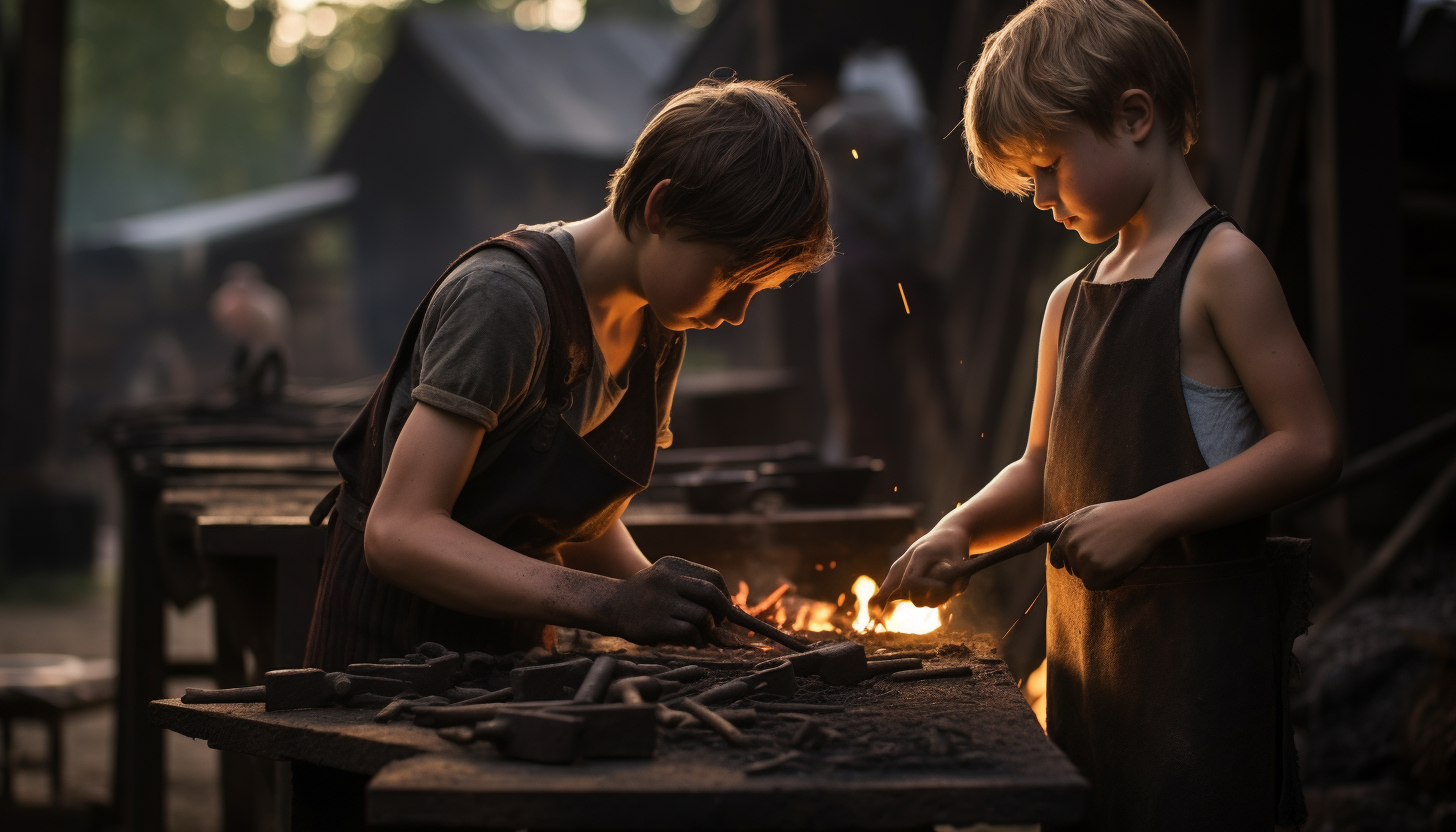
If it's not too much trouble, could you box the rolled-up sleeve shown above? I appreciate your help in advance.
[413,267,548,431]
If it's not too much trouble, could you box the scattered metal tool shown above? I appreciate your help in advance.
[545,703,657,758]
[345,651,462,696]
[678,698,751,747]
[181,685,264,705]
[571,656,618,704]
[774,641,871,686]
[888,665,976,682]
[510,657,594,701]
[864,658,923,677]
[181,668,355,711]
[723,606,814,652]
[439,710,584,764]
[926,516,1071,586]
[606,675,680,704]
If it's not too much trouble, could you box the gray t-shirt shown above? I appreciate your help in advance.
[381,223,684,477]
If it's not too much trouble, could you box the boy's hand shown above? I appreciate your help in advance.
[590,557,732,647]
[1050,500,1163,590]
[870,527,972,612]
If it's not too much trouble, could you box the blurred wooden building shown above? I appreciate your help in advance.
[326,9,692,366]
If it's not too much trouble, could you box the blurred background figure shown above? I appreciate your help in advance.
[810,47,952,497]
[208,262,291,404]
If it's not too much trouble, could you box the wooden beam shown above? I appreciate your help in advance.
[1314,451,1456,627]
[0,0,67,491]
[1301,0,1344,430]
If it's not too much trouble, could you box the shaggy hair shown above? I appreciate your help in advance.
[964,0,1199,195]
[609,78,834,282]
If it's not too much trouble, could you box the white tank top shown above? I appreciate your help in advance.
[1181,374,1263,467]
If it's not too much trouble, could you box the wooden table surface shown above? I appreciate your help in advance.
[151,653,1087,830]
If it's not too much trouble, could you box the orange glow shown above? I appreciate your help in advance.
[850,575,942,635]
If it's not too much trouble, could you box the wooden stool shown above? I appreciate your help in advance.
[0,655,114,804]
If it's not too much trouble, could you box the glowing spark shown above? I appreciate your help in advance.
[851,148,859,159]
[898,282,910,314]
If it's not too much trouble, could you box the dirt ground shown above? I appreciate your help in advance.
[0,576,222,832]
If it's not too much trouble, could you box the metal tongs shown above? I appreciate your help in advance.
[925,514,1072,587]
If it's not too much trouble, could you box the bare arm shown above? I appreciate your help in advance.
[873,275,1076,608]
[558,518,651,579]
[1055,230,1342,588]
[364,402,727,643]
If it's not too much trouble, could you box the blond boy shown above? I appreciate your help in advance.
[874,2,1341,829]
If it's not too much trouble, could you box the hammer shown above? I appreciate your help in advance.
[439,710,584,764]
[181,668,355,710]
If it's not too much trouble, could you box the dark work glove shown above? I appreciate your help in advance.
[594,557,732,647]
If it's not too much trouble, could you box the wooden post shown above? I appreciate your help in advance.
[0,0,67,493]
[1302,0,1345,427]
[753,0,777,80]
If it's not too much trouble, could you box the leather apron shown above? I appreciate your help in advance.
[304,229,676,670]
[1043,208,1308,830]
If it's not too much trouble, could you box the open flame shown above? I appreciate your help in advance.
[731,575,941,637]
[850,575,942,635]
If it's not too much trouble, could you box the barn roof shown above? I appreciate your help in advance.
[409,10,694,158]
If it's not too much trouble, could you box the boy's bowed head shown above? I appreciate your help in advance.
[610,78,837,289]
[964,0,1200,241]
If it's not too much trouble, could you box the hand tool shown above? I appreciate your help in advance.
[864,658,923,677]
[263,669,353,711]
[544,703,657,758]
[678,698,751,747]
[887,665,976,682]
[571,656,617,704]
[345,651,461,696]
[773,641,870,686]
[746,658,796,698]
[723,605,813,652]
[606,675,681,703]
[181,685,264,704]
[341,673,411,697]
[655,664,705,683]
[509,657,594,701]
[439,710,584,764]
[925,516,1070,586]
[452,687,513,706]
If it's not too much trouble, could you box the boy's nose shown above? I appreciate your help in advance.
[1031,173,1058,211]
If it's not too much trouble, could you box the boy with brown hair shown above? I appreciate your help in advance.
[306,79,833,668]
[873,1,1341,828]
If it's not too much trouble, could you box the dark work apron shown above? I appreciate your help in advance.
[1043,207,1309,830]
[304,229,676,670]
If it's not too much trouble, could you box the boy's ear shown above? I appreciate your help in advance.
[1116,89,1155,143]
[642,179,673,236]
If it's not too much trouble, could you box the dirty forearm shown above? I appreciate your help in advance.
[558,519,651,580]
[364,508,620,629]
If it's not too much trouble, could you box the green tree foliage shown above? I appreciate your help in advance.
[64,0,313,236]
[63,0,702,237]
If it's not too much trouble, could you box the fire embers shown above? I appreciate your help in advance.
[728,574,943,638]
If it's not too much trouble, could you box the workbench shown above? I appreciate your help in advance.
[150,640,1088,830]
[102,405,352,832]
